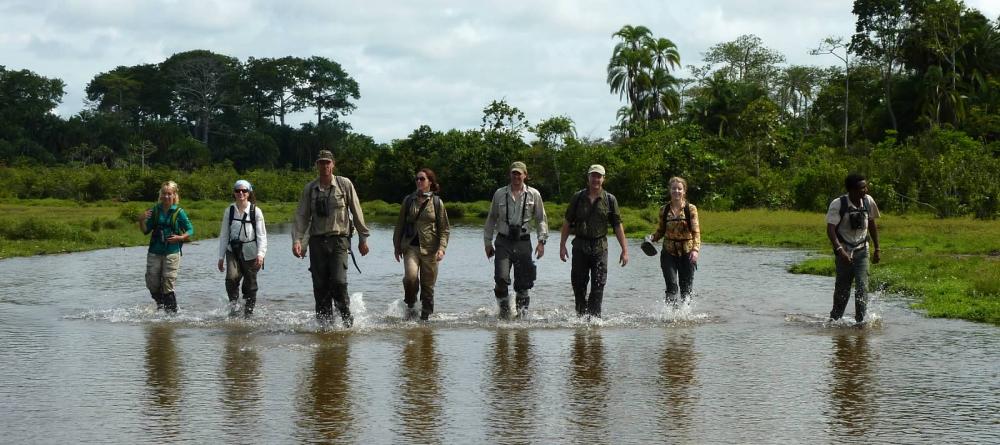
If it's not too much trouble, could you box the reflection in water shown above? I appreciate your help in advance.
[486,328,537,442]
[142,324,182,440]
[296,334,355,443]
[658,333,697,438]
[827,332,875,437]
[395,328,443,443]
[221,329,262,434]
[567,328,609,442]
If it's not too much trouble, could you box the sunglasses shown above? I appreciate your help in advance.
[415,176,428,182]
[234,189,249,194]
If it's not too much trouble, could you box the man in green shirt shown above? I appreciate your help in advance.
[559,165,629,318]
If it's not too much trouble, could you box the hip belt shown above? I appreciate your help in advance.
[497,233,531,241]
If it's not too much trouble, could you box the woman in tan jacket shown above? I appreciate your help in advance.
[393,168,450,321]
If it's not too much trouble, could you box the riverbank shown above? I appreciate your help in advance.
[1,199,997,324]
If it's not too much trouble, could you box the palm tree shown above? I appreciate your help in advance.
[608,26,682,132]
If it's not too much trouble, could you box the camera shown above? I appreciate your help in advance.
[315,196,330,217]
[849,211,866,230]
[507,223,523,237]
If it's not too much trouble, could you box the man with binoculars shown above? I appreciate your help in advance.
[826,172,881,325]
[293,149,371,327]
[484,161,550,320]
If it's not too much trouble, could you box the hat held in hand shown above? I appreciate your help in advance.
[641,235,658,256]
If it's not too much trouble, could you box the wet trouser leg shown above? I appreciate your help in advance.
[571,239,608,317]
[310,235,351,323]
[661,252,695,303]
[146,252,180,312]
[493,236,514,317]
[831,248,870,323]
[510,238,536,312]
[403,244,438,319]
[225,252,259,314]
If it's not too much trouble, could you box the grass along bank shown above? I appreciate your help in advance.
[1,200,997,324]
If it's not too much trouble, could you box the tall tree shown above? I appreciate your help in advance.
[295,56,360,125]
[811,36,853,148]
[701,34,786,88]
[161,50,240,146]
[852,0,910,132]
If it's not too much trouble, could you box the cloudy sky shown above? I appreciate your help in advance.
[3,0,999,143]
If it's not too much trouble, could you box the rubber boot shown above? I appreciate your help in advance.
[497,297,511,321]
[163,292,178,313]
[404,303,419,321]
[244,295,256,317]
[515,291,530,319]
[151,293,164,310]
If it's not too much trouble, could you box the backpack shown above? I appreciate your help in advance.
[152,205,186,254]
[836,194,870,248]
[660,202,692,231]
[402,193,443,236]
[228,203,257,241]
[567,188,616,228]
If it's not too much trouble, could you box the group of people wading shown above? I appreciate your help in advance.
[139,149,880,326]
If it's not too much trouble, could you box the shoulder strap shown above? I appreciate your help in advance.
[434,195,442,234]
[838,195,849,222]
[170,207,181,233]
[684,203,692,229]
[229,204,236,223]
[567,189,586,224]
[337,176,355,237]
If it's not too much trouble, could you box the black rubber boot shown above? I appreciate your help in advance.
[163,292,178,313]
[244,295,256,317]
[151,293,164,310]
[515,291,529,319]
[497,297,511,321]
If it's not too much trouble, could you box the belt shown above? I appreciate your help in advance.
[497,233,531,241]
[574,235,605,241]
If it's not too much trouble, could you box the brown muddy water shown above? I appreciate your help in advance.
[0,223,997,444]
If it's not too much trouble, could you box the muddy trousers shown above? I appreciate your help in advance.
[571,239,608,317]
[225,251,259,315]
[309,235,352,324]
[402,244,438,318]
[830,248,870,323]
[661,251,694,303]
[146,252,180,313]
[493,235,536,312]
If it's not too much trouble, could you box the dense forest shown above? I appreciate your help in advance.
[1,0,997,218]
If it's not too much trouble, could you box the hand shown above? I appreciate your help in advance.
[535,243,545,259]
[166,234,185,244]
[141,209,152,221]
[358,239,370,256]
[293,241,305,258]
[559,244,569,262]
[394,249,402,262]
[872,249,881,264]
[217,259,224,272]
[436,250,445,262]
[485,245,495,259]
[836,248,852,263]
[255,256,264,270]
[619,250,629,267]
[689,250,699,264]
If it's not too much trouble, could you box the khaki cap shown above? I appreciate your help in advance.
[510,161,527,175]
[316,150,334,162]
[587,164,606,176]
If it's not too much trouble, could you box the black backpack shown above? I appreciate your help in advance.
[402,193,443,235]
[660,202,692,230]
[227,203,257,259]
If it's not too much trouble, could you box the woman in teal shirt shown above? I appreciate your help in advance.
[138,180,194,313]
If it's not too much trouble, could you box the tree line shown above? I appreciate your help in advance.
[1,0,997,218]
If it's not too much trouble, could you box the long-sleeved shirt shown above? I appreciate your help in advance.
[293,176,370,244]
[392,191,450,256]
[651,203,702,256]
[483,184,549,246]
[143,204,194,255]
[217,203,268,261]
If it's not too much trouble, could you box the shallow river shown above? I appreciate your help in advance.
[1,223,997,444]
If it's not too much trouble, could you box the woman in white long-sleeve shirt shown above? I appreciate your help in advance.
[217,179,268,317]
